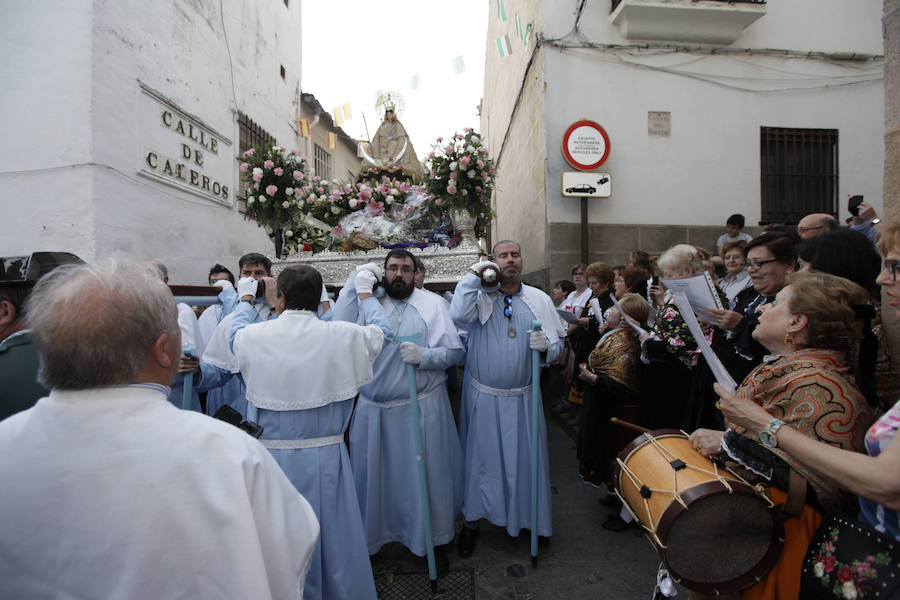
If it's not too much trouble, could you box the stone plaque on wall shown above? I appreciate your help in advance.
[137,82,234,205]
[648,111,671,137]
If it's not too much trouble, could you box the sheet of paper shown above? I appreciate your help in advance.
[589,298,604,325]
[670,292,737,393]
[609,294,648,337]
[660,272,723,322]
[556,308,580,324]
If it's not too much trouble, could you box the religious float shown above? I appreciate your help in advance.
[239,92,495,288]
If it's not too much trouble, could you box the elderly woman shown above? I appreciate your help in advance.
[614,265,651,300]
[708,230,800,384]
[563,262,616,426]
[691,271,873,600]
[716,224,900,547]
[717,241,753,304]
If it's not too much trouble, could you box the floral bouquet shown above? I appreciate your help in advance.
[240,144,310,240]
[423,128,495,239]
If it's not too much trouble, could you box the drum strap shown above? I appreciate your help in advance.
[780,469,807,518]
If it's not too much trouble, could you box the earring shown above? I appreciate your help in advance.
[784,332,794,347]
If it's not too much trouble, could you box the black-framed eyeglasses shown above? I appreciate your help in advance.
[747,258,779,271]
[503,295,513,318]
[884,259,899,281]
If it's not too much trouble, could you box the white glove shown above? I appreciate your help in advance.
[356,262,384,280]
[470,260,500,276]
[320,283,330,303]
[399,342,422,365]
[355,270,378,295]
[213,279,234,292]
[236,277,258,300]
[529,330,548,353]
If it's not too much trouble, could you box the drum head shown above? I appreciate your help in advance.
[660,485,781,593]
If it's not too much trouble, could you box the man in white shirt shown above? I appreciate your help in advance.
[0,259,319,599]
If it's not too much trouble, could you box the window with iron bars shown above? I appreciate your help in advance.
[314,144,331,181]
[236,112,275,213]
[760,127,838,225]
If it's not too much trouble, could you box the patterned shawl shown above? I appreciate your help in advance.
[588,327,641,393]
[732,348,872,511]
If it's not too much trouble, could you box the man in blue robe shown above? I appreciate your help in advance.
[333,250,465,575]
[229,264,384,600]
[449,240,565,558]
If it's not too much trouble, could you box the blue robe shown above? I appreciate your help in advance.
[449,274,562,537]
[334,273,465,556]
[230,301,381,600]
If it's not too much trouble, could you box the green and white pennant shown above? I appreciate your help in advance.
[496,34,512,58]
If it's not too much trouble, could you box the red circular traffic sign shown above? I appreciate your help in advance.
[561,120,610,171]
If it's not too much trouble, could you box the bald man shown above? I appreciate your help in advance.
[797,213,838,239]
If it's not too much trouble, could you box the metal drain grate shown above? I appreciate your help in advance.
[374,568,475,600]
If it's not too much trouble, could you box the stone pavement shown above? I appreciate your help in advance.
[370,410,666,599]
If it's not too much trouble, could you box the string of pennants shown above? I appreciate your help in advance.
[496,0,532,58]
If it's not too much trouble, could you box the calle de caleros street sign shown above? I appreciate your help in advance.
[561,120,610,171]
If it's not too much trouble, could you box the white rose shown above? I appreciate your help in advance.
[285,187,294,196]
[331,205,341,214]
[284,229,293,237]
[390,188,399,196]
[282,201,290,208]
[468,169,476,178]
[462,189,468,195]
[449,161,458,171]
[471,135,480,144]
[842,581,857,599]
[259,195,267,203]
[349,199,358,209]
[252,167,263,176]
[247,197,255,205]
[466,145,475,153]
[319,195,327,202]
[813,562,824,578]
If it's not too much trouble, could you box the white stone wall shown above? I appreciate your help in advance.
[0,0,302,284]
[480,0,885,242]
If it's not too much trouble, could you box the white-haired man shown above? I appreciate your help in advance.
[449,241,565,557]
[0,260,319,599]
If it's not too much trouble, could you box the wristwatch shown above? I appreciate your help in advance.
[759,418,785,448]
[872,217,882,225]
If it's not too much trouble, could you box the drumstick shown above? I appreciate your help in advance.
[610,417,651,434]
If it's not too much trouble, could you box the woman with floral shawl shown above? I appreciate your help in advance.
[691,272,873,600]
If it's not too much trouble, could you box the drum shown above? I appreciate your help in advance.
[614,429,783,595]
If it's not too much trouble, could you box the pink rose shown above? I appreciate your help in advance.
[399,182,410,193]
[317,187,324,194]
[476,159,484,169]
[445,145,454,154]
[464,127,473,133]
[436,137,443,143]
[293,170,304,180]
[476,186,482,192]
[450,172,458,180]
[252,172,263,182]
[291,148,299,155]
[243,182,251,190]
[447,185,457,195]
[313,176,320,182]
[266,185,277,195]
[239,162,249,172]
[430,170,436,178]
[273,167,284,176]
[435,197,443,206]
[263,160,274,169]
[459,156,471,169]
[242,148,255,157]
[307,194,316,203]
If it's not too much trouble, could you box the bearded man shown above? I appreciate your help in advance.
[333,249,465,575]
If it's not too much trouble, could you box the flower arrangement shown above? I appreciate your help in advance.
[240,144,311,237]
[423,128,495,239]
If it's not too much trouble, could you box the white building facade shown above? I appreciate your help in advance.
[0,0,304,284]
[481,0,885,286]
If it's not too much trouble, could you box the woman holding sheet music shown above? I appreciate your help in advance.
[690,271,873,600]
[707,230,801,385]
